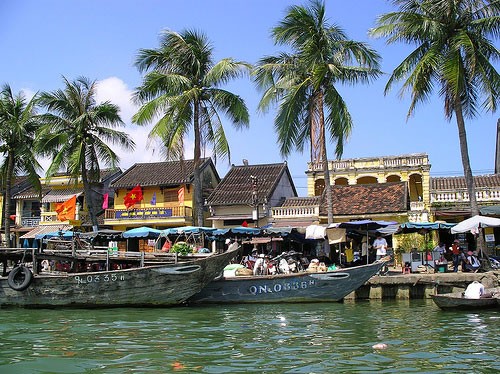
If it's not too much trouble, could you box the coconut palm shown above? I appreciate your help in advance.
[37,76,135,229]
[0,84,42,246]
[370,0,500,220]
[133,29,250,226]
[254,0,381,223]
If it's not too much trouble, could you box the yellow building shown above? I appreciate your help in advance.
[103,158,220,230]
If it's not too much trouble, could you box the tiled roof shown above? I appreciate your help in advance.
[110,158,214,188]
[41,189,83,203]
[431,174,500,190]
[321,182,408,216]
[207,163,295,205]
[281,196,321,207]
[13,186,50,200]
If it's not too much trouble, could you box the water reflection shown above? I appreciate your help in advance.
[0,301,498,373]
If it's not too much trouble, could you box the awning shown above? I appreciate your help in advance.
[20,224,72,239]
[41,189,83,203]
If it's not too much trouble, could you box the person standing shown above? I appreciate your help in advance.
[451,239,461,272]
[373,233,388,261]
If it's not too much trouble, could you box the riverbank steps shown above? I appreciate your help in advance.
[345,270,500,300]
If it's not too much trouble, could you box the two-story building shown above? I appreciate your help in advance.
[271,153,430,226]
[206,162,297,229]
[103,158,220,230]
[15,169,122,245]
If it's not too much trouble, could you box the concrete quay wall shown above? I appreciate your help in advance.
[345,271,500,300]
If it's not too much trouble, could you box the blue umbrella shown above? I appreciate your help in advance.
[35,230,74,240]
[122,226,163,238]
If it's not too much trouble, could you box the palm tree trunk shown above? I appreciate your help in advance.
[454,98,485,251]
[3,152,14,247]
[81,166,98,230]
[316,91,333,224]
[193,101,204,227]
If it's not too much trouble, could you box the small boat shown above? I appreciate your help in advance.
[0,247,238,308]
[188,260,386,304]
[430,288,500,310]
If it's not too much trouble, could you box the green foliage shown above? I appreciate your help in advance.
[170,241,194,255]
[133,29,251,226]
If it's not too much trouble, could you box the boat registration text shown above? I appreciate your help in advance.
[75,273,125,285]
[249,279,316,295]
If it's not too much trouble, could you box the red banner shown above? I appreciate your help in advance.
[178,187,184,205]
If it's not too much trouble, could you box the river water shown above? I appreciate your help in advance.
[0,300,498,373]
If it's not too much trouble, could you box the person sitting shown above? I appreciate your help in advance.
[463,280,485,299]
[243,248,258,270]
[253,254,268,276]
[464,251,480,272]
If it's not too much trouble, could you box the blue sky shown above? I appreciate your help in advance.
[1,0,498,196]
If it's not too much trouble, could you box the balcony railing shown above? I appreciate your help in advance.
[20,216,41,227]
[430,188,500,204]
[410,201,425,211]
[104,206,193,221]
[307,154,429,172]
[271,206,319,219]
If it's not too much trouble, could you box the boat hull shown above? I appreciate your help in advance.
[0,249,238,308]
[430,288,500,310]
[188,261,385,304]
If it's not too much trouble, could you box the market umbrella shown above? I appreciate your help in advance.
[338,220,397,264]
[122,226,163,238]
[451,215,500,256]
[399,221,456,233]
[450,215,500,234]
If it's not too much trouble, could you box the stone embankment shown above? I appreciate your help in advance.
[345,270,500,300]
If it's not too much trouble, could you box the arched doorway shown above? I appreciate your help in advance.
[387,175,401,183]
[356,176,378,185]
[408,173,423,201]
[334,177,348,186]
[314,179,325,196]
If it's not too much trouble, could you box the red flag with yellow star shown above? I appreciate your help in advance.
[124,185,143,209]
[56,195,77,221]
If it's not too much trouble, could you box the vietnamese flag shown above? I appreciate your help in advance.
[124,185,143,209]
[56,195,77,221]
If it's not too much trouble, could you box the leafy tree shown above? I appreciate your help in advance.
[371,0,500,221]
[133,29,250,226]
[254,0,381,223]
[37,76,135,229]
[0,84,42,246]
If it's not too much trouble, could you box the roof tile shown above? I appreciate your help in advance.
[207,163,295,205]
[322,182,408,216]
[431,174,500,190]
[111,158,213,188]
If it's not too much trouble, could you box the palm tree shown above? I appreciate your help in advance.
[0,84,42,246]
[254,0,381,223]
[37,76,135,229]
[370,0,500,220]
[133,29,250,226]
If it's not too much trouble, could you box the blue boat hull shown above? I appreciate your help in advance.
[188,261,385,304]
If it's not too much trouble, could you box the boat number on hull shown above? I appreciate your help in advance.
[249,279,316,295]
[75,274,125,285]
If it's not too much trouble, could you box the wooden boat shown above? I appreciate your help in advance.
[430,287,500,310]
[188,260,386,304]
[0,247,239,308]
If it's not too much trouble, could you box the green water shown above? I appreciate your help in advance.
[0,300,498,373]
